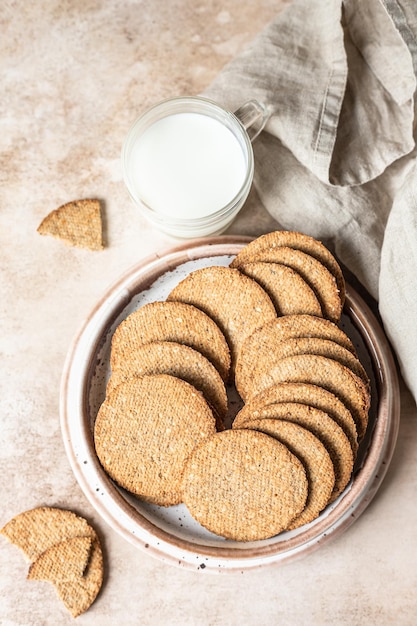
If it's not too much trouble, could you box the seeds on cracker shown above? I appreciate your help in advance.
[235,335,369,401]
[92,230,371,540]
[181,429,308,541]
[53,536,104,618]
[237,315,356,364]
[237,261,322,317]
[236,382,359,456]
[107,341,228,420]
[237,419,335,529]
[37,198,103,250]
[233,246,342,323]
[0,507,103,617]
[27,536,93,583]
[95,374,217,506]
[234,402,353,501]
[0,506,98,562]
[110,301,231,381]
[167,266,276,369]
[230,230,345,309]
[248,353,370,441]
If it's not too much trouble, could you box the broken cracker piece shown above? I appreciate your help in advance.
[27,536,103,618]
[1,507,104,617]
[37,198,103,250]
[27,536,93,583]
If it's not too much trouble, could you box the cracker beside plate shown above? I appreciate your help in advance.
[1,507,103,618]
[37,198,103,250]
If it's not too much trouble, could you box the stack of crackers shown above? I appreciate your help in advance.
[94,231,371,542]
[1,507,103,617]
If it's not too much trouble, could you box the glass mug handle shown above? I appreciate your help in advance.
[233,100,269,142]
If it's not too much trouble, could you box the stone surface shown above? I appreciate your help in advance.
[1,1,417,624]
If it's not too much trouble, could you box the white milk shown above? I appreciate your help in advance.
[128,112,247,220]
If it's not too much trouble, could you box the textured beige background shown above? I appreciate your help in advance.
[1,1,417,624]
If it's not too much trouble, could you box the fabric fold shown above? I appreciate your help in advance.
[203,0,417,402]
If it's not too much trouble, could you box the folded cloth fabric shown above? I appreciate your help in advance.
[204,0,417,403]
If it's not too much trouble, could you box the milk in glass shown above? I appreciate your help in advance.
[127,112,247,220]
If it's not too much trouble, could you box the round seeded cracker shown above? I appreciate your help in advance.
[237,315,356,365]
[181,429,308,541]
[110,301,231,381]
[236,382,359,456]
[233,246,342,322]
[249,354,370,441]
[0,507,103,618]
[0,507,98,562]
[167,266,277,370]
[107,341,228,420]
[235,335,369,401]
[238,261,323,317]
[94,374,217,506]
[27,536,103,618]
[238,419,335,529]
[230,230,345,307]
[234,402,353,500]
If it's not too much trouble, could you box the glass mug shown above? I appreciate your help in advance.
[121,96,269,238]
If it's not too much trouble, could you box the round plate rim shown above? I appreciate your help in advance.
[59,236,400,572]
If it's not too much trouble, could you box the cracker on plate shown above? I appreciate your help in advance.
[107,340,228,420]
[234,381,358,456]
[235,335,369,401]
[234,402,354,501]
[95,374,217,506]
[167,266,276,370]
[233,246,342,322]
[181,429,308,541]
[238,261,322,317]
[237,315,356,363]
[248,353,370,441]
[37,198,103,250]
[238,419,335,529]
[230,230,345,308]
[110,301,231,382]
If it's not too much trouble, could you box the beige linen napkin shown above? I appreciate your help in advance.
[204,0,417,403]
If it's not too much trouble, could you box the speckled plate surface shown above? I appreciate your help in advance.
[60,236,400,572]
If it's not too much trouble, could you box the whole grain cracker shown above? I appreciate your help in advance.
[110,301,231,381]
[235,381,358,456]
[233,246,342,322]
[235,335,369,401]
[27,536,93,583]
[238,261,322,317]
[231,230,345,307]
[237,315,356,366]
[234,402,353,501]
[37,198,103,250]
[0,507,98,562]
[107,341,228,420]
[28,536,103,618]
[248,353,370,440]
[1,507,103,618]
[53,537,103,618]
[238,418,335,529]
[181,429,308,541]
[95,374,217,506]
[167,266,276,370]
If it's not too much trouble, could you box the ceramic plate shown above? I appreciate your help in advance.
[60,236,400,572]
